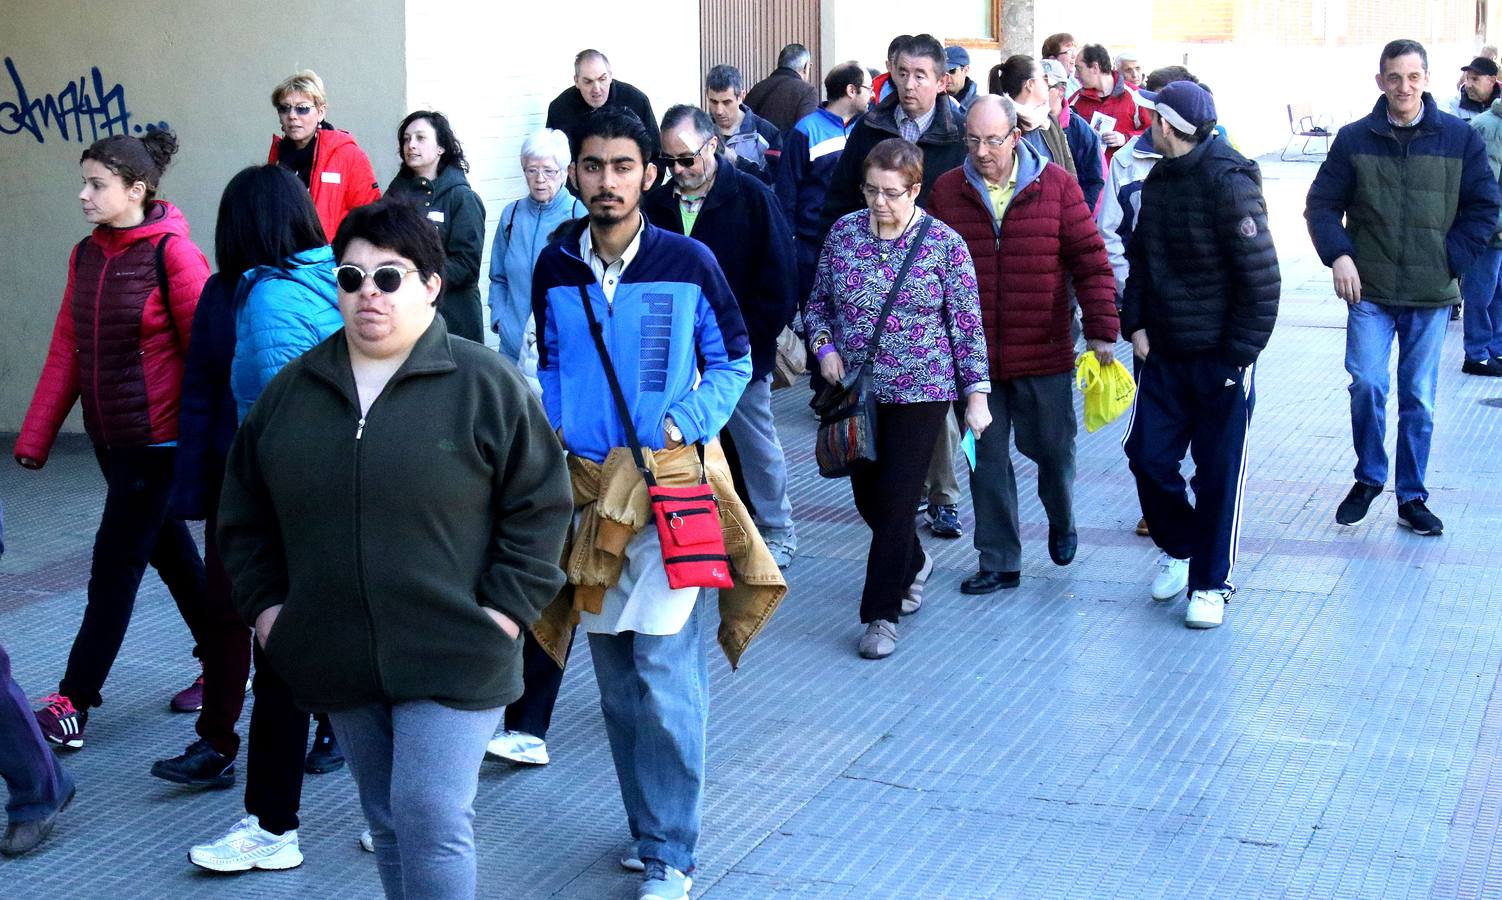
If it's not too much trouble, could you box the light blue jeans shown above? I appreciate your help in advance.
[588,592,710,875]
[723,374,795,540]
[1461,246,1502,362]
[329,701,503,899]
[1344,300,1448,503]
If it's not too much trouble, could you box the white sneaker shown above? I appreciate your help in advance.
[1185,589,1229,629]
[189,815,303,872]
[359,829,374,852]
[621,845,645,872]
[1150,552,1190,601]
[485,729,550,766]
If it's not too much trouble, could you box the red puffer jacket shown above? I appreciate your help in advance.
[928,151,1118,381]
[15,202,209,466]
[266,127,381,240]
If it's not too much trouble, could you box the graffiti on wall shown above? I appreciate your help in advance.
[0,57,169,145]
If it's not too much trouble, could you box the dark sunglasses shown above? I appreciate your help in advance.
[276,103,317,116]
[657,134,714,169]
[334,264,418,294]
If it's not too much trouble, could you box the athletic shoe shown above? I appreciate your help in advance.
[764,538,795,570]
[1150,553,1190,601]
[1334,481,1382,526]
[621,845,645,872]
[926,503,963,538]
[485,730,550,766]
[188,815,302,872]
[359,829,374,853]
[1185,589,1229,629]
[304,719,344,774]
[1397,499,1444,536]
[34,694,84,750]
[172,664,205,713]
[858,620,898,660]
[1,783,74,857]
[150,738,235,789]
[639,860,693,900]
[900,551,934,615]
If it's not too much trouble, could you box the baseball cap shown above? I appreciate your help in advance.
[1040,58,1069,86]
[946,46,971,70]
[1463,56,1500,77]
[1137,81,1217,133]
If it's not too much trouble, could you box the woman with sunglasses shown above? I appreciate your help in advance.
[186,164,341,875]
[218,199,572,898]
[804,137,992,661]
[267,70,381,240]
[386,111,487,342]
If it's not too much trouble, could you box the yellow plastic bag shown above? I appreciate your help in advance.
[1075,352,1137,433]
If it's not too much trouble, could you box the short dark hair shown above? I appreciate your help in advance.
[568,105,655,168]
[825,61,865,101]
[887,34,913,60]
[1079,44,1113,73]
[705,64,743,94]
[895,34,945,77]
[993,55,1038,98]
[660,104,715,143]
[778,43,811,71]
[1380,39,1428,73]
[1041,33,1075,59]
[863,137,923,188]
[81,130,179,205]
[397,110,468,175]
[575,49,609,71]
[215,165,327,284]
[1144,65,1199,91]
[332,199,446,286]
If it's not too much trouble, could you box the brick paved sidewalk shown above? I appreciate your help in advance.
[3,158,1502,898]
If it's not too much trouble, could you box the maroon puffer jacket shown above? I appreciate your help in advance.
[16,202,208,466]
[928,156,1118,381]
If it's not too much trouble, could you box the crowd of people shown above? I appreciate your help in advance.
[0,27,1497,900]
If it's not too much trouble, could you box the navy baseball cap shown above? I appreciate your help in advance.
[1463,56,1500,77]
[946,46,971,70]
[1137,81,1217,132]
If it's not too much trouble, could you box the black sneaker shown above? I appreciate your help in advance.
[150,738,236,789]
[1461,357,1502,376]
[926,503,963,538]
[1397,499,1444,536]
[1334,482,1382,526]
[304,719,344,774]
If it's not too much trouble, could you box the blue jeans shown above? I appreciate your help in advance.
[1345,301,1447,503]
[723,374,795,539]
[0,643,74,824]
[1461,246,1502,362]
[329,701,503,899]
[588,593,709,875]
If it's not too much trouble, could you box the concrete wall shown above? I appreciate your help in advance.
[0,0,406,434]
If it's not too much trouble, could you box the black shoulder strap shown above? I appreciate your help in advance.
[861,215,934,371]
[71,237,90,279]
[505,202,520,240]
[155,234,172,304]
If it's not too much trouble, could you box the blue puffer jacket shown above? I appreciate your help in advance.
[231,245,340,420]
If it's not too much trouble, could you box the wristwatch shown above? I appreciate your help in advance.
[665,417,684,444]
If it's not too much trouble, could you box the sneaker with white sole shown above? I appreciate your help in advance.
[485,729,550,766]
[639,859,693,900]
[900,550,934,615]
[188,815,302,872]
[1185,589,1229,629]
[1150,552,1190,601]
[359,829,374,852]
[621,844,644,871]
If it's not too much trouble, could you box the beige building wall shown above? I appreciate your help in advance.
[0,0,407,434]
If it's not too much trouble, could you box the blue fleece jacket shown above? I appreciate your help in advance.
[488,188,586,362]
[532,217,752,463]
[231,245,341,420]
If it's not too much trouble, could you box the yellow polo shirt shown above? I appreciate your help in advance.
[985,165,1019,221]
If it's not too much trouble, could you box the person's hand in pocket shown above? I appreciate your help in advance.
[484,607,521,639]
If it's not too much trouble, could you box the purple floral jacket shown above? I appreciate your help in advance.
[805,210,990,404]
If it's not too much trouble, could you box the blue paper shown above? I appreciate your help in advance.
[960,428,977,471]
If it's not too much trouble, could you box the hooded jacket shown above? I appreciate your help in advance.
[386,165,488,341]
[1470,96,1502,248]
[643,158,798,380]
[218,316,572,712]
[489,188,587,362]
[929,142,1119,380]
[1070,78,1150,160]
[744,65,819,132]
[266,128,381,241]
[1306,93,1500,306]
[1060,105,1106,208]
[1098,128,1163,295]
[1121,134,1280,367]
[230,245,341,420]
[17,201,208,466]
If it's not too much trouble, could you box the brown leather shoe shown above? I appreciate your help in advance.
[1135,517,1151,537]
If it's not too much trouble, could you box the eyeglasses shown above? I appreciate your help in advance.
[860,183,912,202]
[524,166,561,179]
[657,134,714,170]
[964,134,1016,149]
[334,264,418,294]
[276,103,317,117]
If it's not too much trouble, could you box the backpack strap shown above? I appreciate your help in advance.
[153,234,187,351]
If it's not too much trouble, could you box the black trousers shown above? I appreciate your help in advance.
[848,401,949,623]
[60,447,205,711]
[193,516,252,759]
[502,628,573,739]
[243,641,309,835]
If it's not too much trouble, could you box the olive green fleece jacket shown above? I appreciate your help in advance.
[218,316,572,712]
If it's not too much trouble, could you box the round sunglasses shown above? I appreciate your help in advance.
[334,264,419,294]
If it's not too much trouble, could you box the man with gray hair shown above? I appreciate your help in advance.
[705,64,783,182]
[746,43,820,131]
[928,95,1118,594]
[546,49,661,186]
[1116,51,1144,88]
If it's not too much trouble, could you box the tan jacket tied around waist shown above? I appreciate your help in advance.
[532,440,787,669]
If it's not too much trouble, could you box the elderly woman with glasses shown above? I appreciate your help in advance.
[804,137,992,661]
[266,70,381,240]
[488,129,585,376]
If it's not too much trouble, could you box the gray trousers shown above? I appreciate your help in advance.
[724,374,795,539]
[970,373,1077,572]
[924,414,962,506]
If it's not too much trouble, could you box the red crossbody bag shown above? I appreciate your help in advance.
[578,285,734,590]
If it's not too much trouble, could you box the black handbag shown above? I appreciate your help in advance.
[813,216,933,478]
